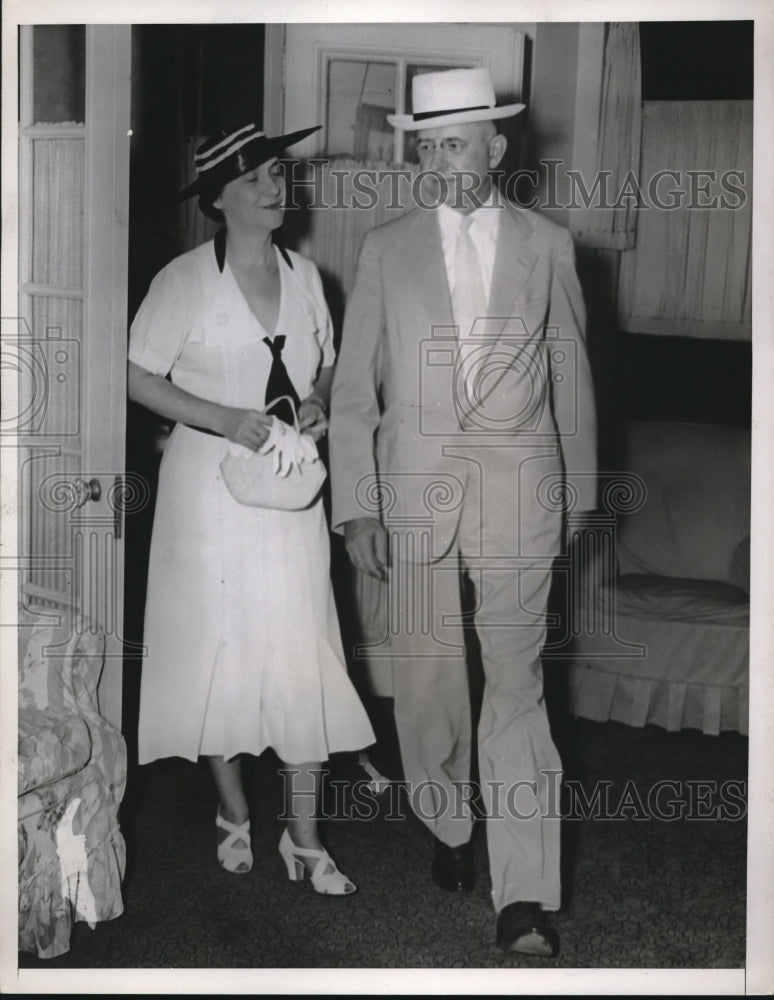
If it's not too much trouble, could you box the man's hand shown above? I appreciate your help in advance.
[343,517,389,581]
[297,396,328,441]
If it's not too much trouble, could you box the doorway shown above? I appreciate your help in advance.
[122,24,266,765]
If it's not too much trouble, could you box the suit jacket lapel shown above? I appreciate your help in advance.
[488,204,538,339]
[456,204,541,412]
[399,207,539,334]
[401,209,454,327]
[400,205,541,343]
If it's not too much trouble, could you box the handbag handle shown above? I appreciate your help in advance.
[265,394,301,432]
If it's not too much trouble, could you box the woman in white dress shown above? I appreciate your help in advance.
[127,123,375,894]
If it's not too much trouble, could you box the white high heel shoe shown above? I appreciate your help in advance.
[216,809,253,874]
[278,829,356,895]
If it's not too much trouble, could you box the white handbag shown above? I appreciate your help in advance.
[219,398,327,510]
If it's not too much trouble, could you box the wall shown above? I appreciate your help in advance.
[528,22,582,229]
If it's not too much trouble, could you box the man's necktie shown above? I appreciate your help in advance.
[263,335,301,425]
[452,214,487,341]
[452,215,488,418]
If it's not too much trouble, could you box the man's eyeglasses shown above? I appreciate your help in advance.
[414,137,470,155]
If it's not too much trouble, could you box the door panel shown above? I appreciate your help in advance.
[17,25,131,727]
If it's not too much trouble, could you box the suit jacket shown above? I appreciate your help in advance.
[329,202,597,564]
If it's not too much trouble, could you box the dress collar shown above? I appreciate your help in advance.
[213,227,293,273]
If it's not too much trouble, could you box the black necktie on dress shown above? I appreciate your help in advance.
[263,335,301,425]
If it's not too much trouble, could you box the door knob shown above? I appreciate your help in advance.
[72,477,102,508]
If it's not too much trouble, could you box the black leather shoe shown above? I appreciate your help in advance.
[496,901,560,957]
[431,838,475,892]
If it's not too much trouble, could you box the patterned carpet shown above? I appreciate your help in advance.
[18,708,747,973]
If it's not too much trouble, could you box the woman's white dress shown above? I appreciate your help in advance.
[129,238,375,765]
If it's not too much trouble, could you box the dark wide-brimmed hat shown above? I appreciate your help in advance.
[177,122,321,200]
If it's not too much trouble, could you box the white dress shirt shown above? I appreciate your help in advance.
[436,197,501,303]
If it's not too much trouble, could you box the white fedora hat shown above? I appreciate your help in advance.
[386,67,525,131]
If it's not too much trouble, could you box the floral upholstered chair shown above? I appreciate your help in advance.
[18,606,127,958]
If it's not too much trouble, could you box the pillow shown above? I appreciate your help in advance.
[616,422,751,582]
[611,573,749,623]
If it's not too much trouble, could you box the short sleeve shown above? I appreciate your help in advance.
[300,256,336,368]
[128,263,193,377]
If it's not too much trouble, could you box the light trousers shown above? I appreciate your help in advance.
[385,496,563,913]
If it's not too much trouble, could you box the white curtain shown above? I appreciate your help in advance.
[295,158,418,299]
[571,22,642,251]
[32,138,85,288]
[617,101,753,340]
[24,132,86,606]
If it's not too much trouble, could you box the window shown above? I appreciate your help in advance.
[323,53,477,163]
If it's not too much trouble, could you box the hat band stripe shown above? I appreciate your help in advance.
[412,104,490,122]
[196,124,257,165]
[196,132,266,173]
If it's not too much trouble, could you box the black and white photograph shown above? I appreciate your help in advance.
[1,1,772,994]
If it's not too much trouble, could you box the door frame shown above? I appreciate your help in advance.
[82,24,132,726]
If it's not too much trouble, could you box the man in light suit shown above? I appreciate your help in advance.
[329,68,596,955]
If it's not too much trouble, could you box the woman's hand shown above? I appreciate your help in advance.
[218,407,273,450]
[297,395,328,441]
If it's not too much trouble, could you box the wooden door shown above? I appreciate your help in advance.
[16,25,131,726]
